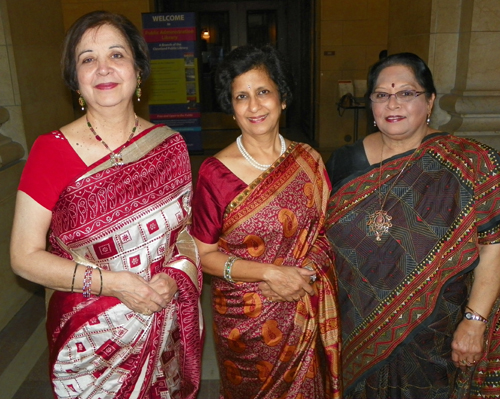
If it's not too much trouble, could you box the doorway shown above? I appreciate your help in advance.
[154,0,316,142]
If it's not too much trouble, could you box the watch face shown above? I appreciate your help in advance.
[465,312,473,320]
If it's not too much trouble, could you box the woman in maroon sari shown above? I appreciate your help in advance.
[10,11,202,399]
[191,45,340,399]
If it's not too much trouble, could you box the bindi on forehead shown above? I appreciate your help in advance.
[392,83,395,88]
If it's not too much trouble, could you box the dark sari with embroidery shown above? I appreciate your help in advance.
[325,133,500,398]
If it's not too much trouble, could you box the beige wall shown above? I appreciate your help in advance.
[6,0,74,150]
[0,0,25,152]
[387,0,432,58]
[317,0,389,151]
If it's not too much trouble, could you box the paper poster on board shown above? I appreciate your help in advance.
[142,12,202,152]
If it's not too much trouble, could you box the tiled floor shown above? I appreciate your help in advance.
[0,127,316,399]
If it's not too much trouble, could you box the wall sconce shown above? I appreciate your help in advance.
[201,29,210,40]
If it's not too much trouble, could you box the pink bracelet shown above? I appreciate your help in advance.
[82,266,93,298]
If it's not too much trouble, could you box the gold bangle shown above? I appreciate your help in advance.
[71,263,80,293]
[97,267,103,296]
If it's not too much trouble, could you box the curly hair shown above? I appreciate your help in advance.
[61,10,150,91]
[367,52,436,102]
[215,44,294,114]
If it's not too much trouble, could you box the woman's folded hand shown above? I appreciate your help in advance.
[260,265,315,302]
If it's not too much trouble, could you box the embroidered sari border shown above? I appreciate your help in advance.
[77,125,177,181]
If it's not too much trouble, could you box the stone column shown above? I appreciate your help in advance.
[436,0,500,149]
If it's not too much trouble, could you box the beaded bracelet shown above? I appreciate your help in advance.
[70,263,80,293]
[223,256,238,283]
[82,266,93,298]
[466,305,487,321]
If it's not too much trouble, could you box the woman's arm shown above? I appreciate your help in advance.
[451,243,500,369]
[194,237,315,301]
[10,191,169,313]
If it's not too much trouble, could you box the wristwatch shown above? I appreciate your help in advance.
[464,311,488,324]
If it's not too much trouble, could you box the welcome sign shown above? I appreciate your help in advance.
[142,12,202,153]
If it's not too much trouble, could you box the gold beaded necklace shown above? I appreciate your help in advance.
[86,114,138,167]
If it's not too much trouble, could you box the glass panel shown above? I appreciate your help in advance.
[246,10,277,47]
[198,12,231,111]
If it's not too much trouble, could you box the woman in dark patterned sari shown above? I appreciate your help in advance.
[325,52,500,398]
[191,45,340,399]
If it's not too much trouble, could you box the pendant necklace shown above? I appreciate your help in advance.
[236,134,286,171]
[367,143,420,241]
[86,114,138,167]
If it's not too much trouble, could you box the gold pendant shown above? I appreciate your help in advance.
[368,209,392,241]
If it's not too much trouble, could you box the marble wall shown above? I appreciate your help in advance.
[0,0,25,152]
[316,0,390,151]
[438,0,500,149]
[0,0,72,331]
[0,0,30,332]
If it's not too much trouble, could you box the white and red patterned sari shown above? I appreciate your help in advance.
[46,126,202,399]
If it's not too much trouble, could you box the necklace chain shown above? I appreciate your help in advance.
[236,134,286,171]
[368,143,420,241]
[86,114,138,167]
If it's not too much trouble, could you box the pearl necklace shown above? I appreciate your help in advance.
[86,114,138,167]
[236,134,286,171]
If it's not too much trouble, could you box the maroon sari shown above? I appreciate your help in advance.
[46,126,202,399]
[193,142,341,399]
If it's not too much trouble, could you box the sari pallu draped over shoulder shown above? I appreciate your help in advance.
[214,143,341,399]
[46,126,202,399]
[325,134,500,398]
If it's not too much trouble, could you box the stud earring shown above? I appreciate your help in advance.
[136,74,142,101]
[373,120,377,127]
[77,91,85,111]
[232,115,236,121]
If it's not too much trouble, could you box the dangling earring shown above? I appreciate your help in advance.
[373,120,377,127]
[77,91,85,111]
[426,115,431,125]
[136,74,142,101]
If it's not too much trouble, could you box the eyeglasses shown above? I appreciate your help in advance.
[370,90,426,103]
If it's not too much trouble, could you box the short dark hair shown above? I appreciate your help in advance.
[367,52,436,101]
[215,44,294,114]
[61,10,150,91]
